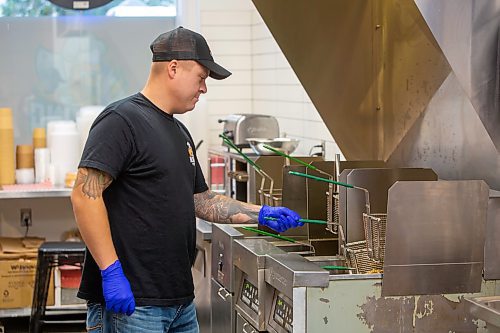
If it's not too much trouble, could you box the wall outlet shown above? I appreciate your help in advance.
[20,208,32,227]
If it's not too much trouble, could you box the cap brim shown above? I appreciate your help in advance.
[197,59,232,80]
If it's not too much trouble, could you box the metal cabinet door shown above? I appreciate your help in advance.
[236,312,258,333]
[211,278,234,333]
[194,245,211,333]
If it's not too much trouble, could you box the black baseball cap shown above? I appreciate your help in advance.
[150,26,232,80]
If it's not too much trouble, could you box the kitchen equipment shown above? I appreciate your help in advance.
[321,265,354,270]
[210,135,322,205]
[287,170,389,271]
[246,138,299,156]
[210,224,248,333]
[465,296,500,333]
[362,213,387,262]
[289,169,389,264]
[484,195,500,280]
[264,144,316,167]
[207,154,225,193]
[288,171,370,227]
[344,240,383,274]
[382,180,489,296]
[264,146,338,234]
[341,168,438,265]
[210,223,314,333]
[221,135,282,206]
[305,255,352,274]
[219,114,279,148]
[233,238,286,332]
[193,219,213,333]
[265,253,329,333]
[242,226,296,243]
[247,1,497,329]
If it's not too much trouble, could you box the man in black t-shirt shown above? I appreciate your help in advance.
[71,27,303,333]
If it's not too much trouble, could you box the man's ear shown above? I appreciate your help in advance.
[167,60,179,79]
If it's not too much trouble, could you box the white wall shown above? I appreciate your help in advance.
[200,2,254,148]
[0,197,77,240]
[199,0,343,160]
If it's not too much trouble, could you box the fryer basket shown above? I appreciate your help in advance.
[258,188,283,207]
[344,240,383,274]
[362,213,387,263]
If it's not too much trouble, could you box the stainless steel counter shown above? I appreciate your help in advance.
[196,219,212,242]
[0,188,71,199]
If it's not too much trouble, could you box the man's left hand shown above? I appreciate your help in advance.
[258,205,303,232]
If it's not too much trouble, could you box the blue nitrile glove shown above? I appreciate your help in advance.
[100,260,135,316]
[258,205,303,232]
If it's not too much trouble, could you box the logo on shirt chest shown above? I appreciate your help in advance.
[187,142,196,166]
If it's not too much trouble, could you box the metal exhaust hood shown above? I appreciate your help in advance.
[252,0,500,190]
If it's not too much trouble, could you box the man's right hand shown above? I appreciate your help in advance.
[100,260,136,315]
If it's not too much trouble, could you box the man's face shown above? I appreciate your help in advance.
[171,60,209,114]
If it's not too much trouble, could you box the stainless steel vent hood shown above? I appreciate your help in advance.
[252,0,500,190]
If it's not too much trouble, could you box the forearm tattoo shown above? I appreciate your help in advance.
[194,190,260,224]
[74,168,112,200]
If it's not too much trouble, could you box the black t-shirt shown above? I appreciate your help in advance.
[77,93,208,306]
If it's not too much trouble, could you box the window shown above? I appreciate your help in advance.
[0,0,176,17]
[0,0,176,144]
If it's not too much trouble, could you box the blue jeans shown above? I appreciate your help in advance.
[86,301,199,333]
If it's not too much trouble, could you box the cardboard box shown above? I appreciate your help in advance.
[0,237,54,309]
[0,237,41,259]
[0,258,54,309]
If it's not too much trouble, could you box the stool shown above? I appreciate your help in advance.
[29,242,86,333]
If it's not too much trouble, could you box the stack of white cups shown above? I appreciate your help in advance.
[47,121,80,187]
[15,144,35,184]
[34,148,50,183]
[76,105,104,156]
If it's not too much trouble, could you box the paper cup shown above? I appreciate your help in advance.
[16,168,35,184]
[0,108,12,130]
[33,127,47,149]
[16,145,34,169]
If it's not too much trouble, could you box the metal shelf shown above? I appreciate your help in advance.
[0,304,86,318]
[0,188,72,199]
[0,189,79,319]
[0,307,31,318]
